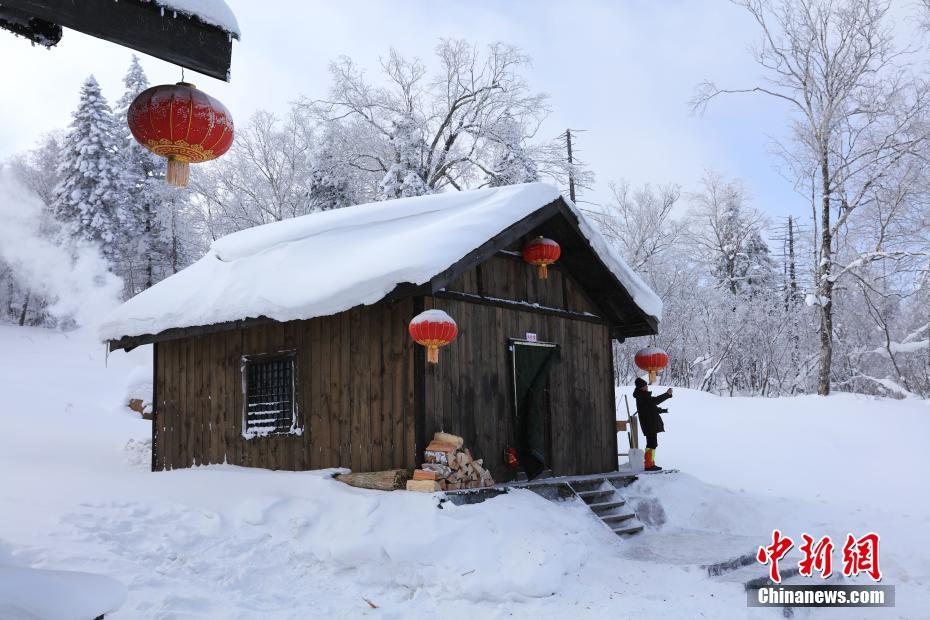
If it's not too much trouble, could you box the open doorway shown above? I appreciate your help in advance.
[509,339,560,480]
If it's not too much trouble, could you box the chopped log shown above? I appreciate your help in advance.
[432,432,464,449]
[406,479,441,492]
[472,460,488,480]
[336,469,409,491]
[424,450,449,465]
[421,463,452,477]
[413,469,438,481]
[456,452,470,470]
[425,440,457,453]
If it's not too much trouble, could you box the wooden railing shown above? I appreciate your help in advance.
[616,394,639,456]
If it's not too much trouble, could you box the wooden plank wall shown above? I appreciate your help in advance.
[447,254,603,317]
[153,299,417,471]
[424,256,618,482]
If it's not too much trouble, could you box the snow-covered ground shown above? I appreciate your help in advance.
[1,324,928,618]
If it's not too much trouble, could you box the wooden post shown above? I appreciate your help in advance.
[624,395,638,450]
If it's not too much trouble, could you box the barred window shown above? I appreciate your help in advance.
[241,352,299,437]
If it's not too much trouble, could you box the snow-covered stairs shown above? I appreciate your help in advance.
[569,477,644,536]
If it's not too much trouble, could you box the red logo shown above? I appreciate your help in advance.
[757,531,882,582]
[842,532,882,581]
[757,529,794,583]
[798,534,834,578]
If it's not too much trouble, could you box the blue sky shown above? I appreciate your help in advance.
[0,1,879,223]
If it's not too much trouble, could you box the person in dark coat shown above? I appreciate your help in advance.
[633,377,672,471]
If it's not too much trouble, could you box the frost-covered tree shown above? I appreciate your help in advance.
[693,0,930,394]
[10,131,64,209]
[485,114,539,187]
[192,109,316,237]
[595,181,681,273]
[52,75,127,257]
[688,173,773,296]
[379,114,430,199]
[307,40,557,194]
[308,138,359,211]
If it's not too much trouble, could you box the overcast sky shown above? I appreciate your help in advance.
[1,1,924,222]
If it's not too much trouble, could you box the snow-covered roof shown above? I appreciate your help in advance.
[150,0,240,37]
[100,183,662,343]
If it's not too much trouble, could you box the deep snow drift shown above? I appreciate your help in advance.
[1,325,928,618]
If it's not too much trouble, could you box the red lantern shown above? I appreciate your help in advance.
[522,236,561,279]
[128,82,234,187]
[635,347,669,384]
[409,309,458,364]
[504,447,519,468]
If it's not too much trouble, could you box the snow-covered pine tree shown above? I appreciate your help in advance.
[379,115,429,200]
[115,56,171,292]
[691,174,773,296]
[52,75,127,260]
[486,115,538,187]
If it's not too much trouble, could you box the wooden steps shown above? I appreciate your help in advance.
[444,471,647,538]
[568,476,644,538]
[588,499,626,513]
[576,488,615,502]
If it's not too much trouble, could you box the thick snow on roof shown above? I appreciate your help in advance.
[150,0,240,37]
[100,183,662,342]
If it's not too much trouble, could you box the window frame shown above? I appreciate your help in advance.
[240,350,301,439]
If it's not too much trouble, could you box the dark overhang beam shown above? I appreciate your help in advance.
[1,0,235,81]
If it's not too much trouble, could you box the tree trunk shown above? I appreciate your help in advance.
[171,208,179,274]
[18,291,30,326]
[144,204,154,289]
[817,149,834,396]
[787,216,801,393]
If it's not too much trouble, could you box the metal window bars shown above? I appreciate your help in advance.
[244,355,295,435]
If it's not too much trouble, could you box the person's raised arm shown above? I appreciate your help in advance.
[652,388,672,405]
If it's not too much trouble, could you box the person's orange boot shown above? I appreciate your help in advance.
[644,448,662,472]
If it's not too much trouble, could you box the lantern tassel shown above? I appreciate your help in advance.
[166,157,190,187]
[427,346,439,364]
[538,264,549,279]
[648,370,657,384]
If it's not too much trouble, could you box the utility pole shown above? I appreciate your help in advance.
[564,128,576,203]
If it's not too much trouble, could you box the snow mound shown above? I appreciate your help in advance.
[99,183,662,342]
[0,565,126,620]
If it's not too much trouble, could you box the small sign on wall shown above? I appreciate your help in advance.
[526,332,538,342]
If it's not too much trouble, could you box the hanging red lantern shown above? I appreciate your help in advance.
[635,347,669,384]
[127,82,234,187]
[504,447,519,468]
[522,236,561,279]
[409,309,458,364]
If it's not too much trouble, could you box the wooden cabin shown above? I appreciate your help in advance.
[102,183,661,482]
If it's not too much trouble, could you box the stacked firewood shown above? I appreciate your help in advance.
[405,432,495,492]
